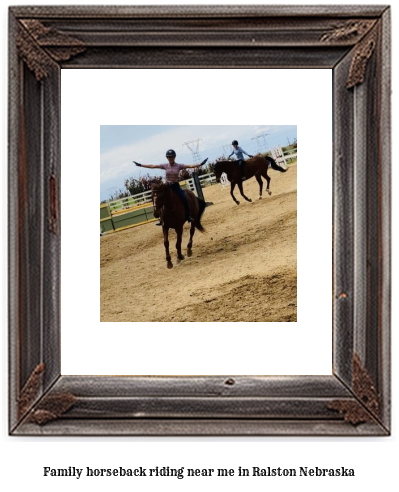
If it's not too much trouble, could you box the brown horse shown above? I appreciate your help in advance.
[151,183,206,269]
[212,155,287,205]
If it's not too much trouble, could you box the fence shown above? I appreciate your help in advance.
[220,172,229,189]
[198,173,216,187]
[100,149,298,233]
[108,190,153,213]
[107,173,216,213]
[270,145,297,168]
[103,155,296,227]
[100,201,157,234]
[101,172,218,234]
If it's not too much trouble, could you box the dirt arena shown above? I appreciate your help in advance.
[101,165,297,322]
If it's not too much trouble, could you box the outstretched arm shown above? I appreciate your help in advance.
[241,149,254,158]
[183,158,208,169]
[133,161,163,169]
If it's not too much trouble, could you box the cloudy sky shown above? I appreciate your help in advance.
[100,124,297,201]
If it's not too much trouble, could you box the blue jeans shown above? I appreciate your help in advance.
[169,182,190,220]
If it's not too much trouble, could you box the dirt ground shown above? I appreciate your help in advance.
[101,165,297,322]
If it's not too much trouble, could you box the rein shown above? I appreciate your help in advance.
[153,184,176,215]
[163,185,177,213]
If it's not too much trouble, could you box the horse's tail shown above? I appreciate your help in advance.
[195,198,206,232]
[267,155,287,172]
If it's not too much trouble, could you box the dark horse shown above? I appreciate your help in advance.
[151,183,206,269]
[213,155,287,205]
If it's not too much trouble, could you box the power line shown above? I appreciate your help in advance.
[220,144,232,158]
[182,138,203,164]
[252,133,270,153]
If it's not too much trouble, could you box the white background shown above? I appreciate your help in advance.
[61,68,332,376]
[1,1,398,492]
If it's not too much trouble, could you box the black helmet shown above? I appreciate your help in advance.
[166,149,176,157]
[232,140,238,145]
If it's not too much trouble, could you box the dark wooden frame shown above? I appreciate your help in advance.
[9,5,391,436]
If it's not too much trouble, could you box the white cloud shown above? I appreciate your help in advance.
[100,124,296,201]
[100,125,271,184]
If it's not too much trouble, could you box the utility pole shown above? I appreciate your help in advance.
[220,144,232,158]
[182,138,203,164]
[182,138,204,201]
[252,133,270,154]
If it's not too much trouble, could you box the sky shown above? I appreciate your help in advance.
[100,124,297,201]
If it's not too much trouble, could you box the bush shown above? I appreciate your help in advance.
[106,159,224,203]
[123,173,163,196]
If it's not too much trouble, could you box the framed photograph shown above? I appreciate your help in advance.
[9,5,390,435]
[98,123,298,323]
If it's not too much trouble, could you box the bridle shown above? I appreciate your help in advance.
[151,187,164,217]
[213,164,224,183]
[151,184,175,216]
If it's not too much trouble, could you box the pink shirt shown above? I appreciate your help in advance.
[158,162,187,183]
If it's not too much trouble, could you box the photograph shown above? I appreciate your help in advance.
[100,125,297,322]
[2,2,397,492]
[7,1,389,436]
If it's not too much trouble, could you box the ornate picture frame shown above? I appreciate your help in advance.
[9,5,391,435]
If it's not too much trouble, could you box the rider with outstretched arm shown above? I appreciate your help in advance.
[228,140,253,180]
[133,149,208,225]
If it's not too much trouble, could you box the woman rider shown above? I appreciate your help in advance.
[228,140,253,180]
[133,149,208,225]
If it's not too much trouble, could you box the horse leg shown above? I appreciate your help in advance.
[175,225,185,264]
[255,174,263,200]
[187,221,195,257]
[237,180,252,202]
[163,226,173,269]
[261,170,272,195]
[230,182,240,205]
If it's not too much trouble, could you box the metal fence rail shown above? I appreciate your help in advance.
[107,173,217,212]
[108,190,153,212]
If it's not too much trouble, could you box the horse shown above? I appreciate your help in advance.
[212,155,287,205]
[151,182,206,269]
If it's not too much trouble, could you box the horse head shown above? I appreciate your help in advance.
[213,161,232,183]
[212,162,224,183]
[151,182,169,218]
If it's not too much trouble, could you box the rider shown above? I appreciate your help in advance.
[228,140,253,180]
[133,149,208,226]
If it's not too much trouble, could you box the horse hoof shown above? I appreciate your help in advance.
[267,190,272,196]
[259,196,262,200]
[248,199,252,202]
[167,261,173,269]
[236,201,240,205]
[187,249,193,257]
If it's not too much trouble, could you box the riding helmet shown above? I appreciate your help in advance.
[166,149,176,157]
[232,140,238,145]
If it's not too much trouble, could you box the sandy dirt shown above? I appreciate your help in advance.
[101,165,297,322]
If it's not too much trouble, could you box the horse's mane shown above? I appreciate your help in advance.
[151,181,168,192]
[213,160,234,171]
